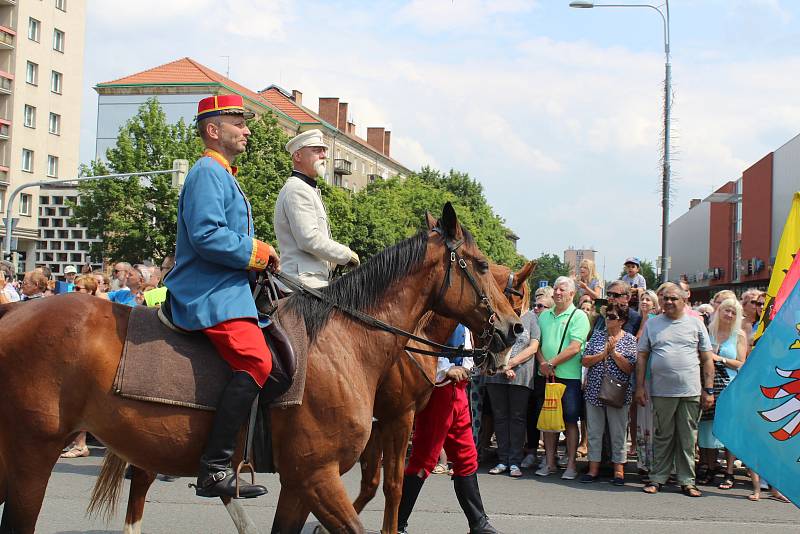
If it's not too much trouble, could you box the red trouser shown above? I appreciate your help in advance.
[203,318,272,387]
[405,381,478,478]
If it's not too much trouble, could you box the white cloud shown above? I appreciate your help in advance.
[396,0,536,33]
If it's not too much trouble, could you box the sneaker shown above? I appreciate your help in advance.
[488,463,508,475]
[535,465,554,477]
[561,467,578,480]
[521,453,537,469]
[557,456,568,469]
[509,465,523,478]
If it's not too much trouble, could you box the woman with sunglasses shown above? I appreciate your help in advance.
[580,303,638,485]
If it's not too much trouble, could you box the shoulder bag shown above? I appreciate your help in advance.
[597,333,628,409]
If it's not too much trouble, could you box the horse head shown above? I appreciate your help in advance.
[425,203,523,368]
[490,260,536,317]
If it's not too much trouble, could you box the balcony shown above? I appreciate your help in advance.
[334,158,352,176]
[0,1,16,6]
[0,26,13,50]
[0,71,12,94]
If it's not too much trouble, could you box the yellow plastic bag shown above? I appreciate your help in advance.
[537,379,566,432]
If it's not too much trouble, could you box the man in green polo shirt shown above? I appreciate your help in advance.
[534,276,590,480]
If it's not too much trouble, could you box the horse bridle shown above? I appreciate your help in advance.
[257,226,498,370]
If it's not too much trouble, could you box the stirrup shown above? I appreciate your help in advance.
[235,459,256,499]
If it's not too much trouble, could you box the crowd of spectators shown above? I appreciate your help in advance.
[473,257,787,502]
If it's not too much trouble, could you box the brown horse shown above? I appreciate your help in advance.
[0,203,521,534]
[351,260,535,533]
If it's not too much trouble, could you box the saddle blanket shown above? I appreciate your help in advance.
[113,305,308,411]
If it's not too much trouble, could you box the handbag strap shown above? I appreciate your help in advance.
[557,308,578,354]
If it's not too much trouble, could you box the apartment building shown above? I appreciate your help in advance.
[95,58,411,192]
[0,0,85,274]
[667,132,800,301]
[564,246,596,273]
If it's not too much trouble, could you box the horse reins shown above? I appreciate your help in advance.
[258,227,497,369]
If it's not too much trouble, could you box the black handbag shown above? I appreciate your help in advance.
[597,336,628,409]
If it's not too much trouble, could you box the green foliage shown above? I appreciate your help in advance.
[73,98,203,263]
[531,253,571,287]
[349,171,524,268]
[233,111,292,246]
[618,258,658,289]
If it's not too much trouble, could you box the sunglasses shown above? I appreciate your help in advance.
[75,286,87,292]
[606,314,619,321]
[534,303,550,310]
[755,301,765,307]
[607,292,628,299]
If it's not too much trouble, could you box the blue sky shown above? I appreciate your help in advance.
[80,1,800,279]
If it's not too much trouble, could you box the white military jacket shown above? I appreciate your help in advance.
[274,172,353,288]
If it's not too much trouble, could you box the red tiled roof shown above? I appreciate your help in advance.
[98,57,289,118]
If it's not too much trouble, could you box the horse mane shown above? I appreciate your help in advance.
[283,227,475,340]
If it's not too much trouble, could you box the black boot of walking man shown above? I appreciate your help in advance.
[397,473,426,533]
[192,371,268,499]
[453,473,500,534]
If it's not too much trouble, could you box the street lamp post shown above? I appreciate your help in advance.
[569,0,672,283]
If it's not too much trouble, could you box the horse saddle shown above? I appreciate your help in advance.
[156,296,297,406]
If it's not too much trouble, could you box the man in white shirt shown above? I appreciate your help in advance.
[0,261,20,302]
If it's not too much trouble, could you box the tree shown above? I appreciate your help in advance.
[73,98,202,263]
[233,111,292,246]
[532,253,571,287]
[349,171,525,268]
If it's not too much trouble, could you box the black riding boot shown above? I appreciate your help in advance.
[397,474,426,533]
[193,371,268,499]
[453,473,499,534]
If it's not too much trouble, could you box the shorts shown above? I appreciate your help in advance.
[534,376,583,425]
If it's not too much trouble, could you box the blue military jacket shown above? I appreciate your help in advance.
[165,155,258,330]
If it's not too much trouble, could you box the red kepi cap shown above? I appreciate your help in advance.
[196,94,255,121]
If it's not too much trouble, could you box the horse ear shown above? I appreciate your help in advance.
[515,260,536,286]
[440,202,461,240]
[425,211,438,231]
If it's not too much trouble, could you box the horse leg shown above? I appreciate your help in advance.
[271,486,311,534]
[379,413,414,534]
[304,467,365,534]
[352,421,382,514]
[0,439,61,534]
[222,496,260,534]
[122,467,157,534]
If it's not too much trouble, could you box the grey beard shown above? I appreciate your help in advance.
[313,161,326,178]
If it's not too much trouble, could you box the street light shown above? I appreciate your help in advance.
[570,1,672,283]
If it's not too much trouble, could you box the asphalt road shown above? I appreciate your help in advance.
[4,445,799,533]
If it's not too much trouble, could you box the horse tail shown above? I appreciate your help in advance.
[86,451,127,522]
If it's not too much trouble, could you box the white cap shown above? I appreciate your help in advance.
[285,129,327,155]
[64,265,77,274]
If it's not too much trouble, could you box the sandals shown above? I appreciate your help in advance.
[488,463,508,475]
[642,482,662,494]
[681,484,702,497]
[60,446,90,458]
[718,475,735,490]
[697,470,717,486]
[432,463,452,475]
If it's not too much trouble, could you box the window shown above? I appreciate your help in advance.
[48,112,60,135]
[19,194,31,216]
[23,105,36,128]
[26,62,38,85]
[0,189,5,213]
[55,0,66,11]
[52,29,64,52]
[21,149,33,172]
[50,71,62,94]
[47,155,58,177]
[28,18,41,42]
